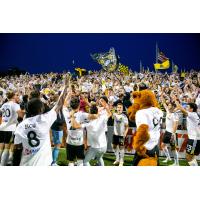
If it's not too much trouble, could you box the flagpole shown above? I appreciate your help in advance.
[155,42,158,73]
[172,60,174,73]
[156,42,158,63]
[140,60,142,73]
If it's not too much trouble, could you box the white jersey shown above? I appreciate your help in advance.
[14,108,57,166]
[84,113,108,148]
[0,101,20,132]
[124,85,133,93]
[186,112,200,140]
[98,107,108,132]
[165,112,179,133]
[63,108,89,146]
[136,107,163,150]
[113,113,128,136]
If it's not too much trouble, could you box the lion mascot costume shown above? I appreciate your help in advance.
[127,89,163,166]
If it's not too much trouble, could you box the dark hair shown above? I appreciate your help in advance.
[100,96,108,103]
[6,90,15,99]
[30,90,40,100]
[27,98,45,116]
[139,83,148,91]
[22,95,29,103]
[172,103,177,109]
[118,93,124,98]
[90,104,98,114]
[188,103,198,112]
[70,97,80,110]
[117,102,123,107]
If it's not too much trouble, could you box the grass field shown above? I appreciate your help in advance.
[56,148,200,166]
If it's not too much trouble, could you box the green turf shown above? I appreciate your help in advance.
[56,148,200,166]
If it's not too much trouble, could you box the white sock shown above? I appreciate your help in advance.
[163,146,170,160]
[0,149,3,161]
[76,160,83,166]
[119,149,125,162]
[0,149,9,166]
[8,151,13,161]
[114,147,119,161]
[188,158,198,166]
[68,162,74,166]
[173,150,179,164]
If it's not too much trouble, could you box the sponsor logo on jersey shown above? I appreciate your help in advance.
[24,147,40,155]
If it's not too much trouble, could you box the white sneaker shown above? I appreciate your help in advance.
[119,161,124,166]
[170,162,179,166]
[162,158,172,163]
[113,160,119,165]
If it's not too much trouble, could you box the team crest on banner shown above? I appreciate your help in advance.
[90,47,119,72]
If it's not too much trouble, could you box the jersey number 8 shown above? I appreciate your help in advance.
[27,131,40,147]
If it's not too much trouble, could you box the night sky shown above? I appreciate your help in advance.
[0,33,200,74]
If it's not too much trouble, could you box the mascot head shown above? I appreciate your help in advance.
[128,89,158,122]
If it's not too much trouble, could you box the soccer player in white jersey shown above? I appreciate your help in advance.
[12,75,71,166]
[70,102,111,166]
[161,98,179,166]
[84,103,111,166]
[63,97,99,166]
[176,102,200,166]
[133,105,163,166]
[0,91,24,166]
[112,102,129,166]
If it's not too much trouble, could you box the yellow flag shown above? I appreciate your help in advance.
[181,70,186,77]
[75,68,86,76]
[154,60,170,70]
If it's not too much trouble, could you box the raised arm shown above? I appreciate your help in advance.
[102,102,112,118]
[160,95,169,112]
[175,101,188,116]
[54,74,71,114]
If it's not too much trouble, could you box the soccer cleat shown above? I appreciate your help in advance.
[6,160,13,166]
[113,160,119,165]
[162,157,172,163]
[119,161,124,166]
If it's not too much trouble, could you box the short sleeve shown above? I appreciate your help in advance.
[135,111,148,127]
[42,108,57,127]
[13,103,20,112]
[123,115,129,125]
[14,126,22,144]
[102,113,109,124]
[187,112,196,121]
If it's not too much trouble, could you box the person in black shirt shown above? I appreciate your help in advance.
[51,109,65,166]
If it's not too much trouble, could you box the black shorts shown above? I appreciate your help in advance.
[132,145,159,166]
[186,139,200,156]
[112,135,125,146]
[66,143,85,161]
[162,131,177,148]
[0,131,13,144]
